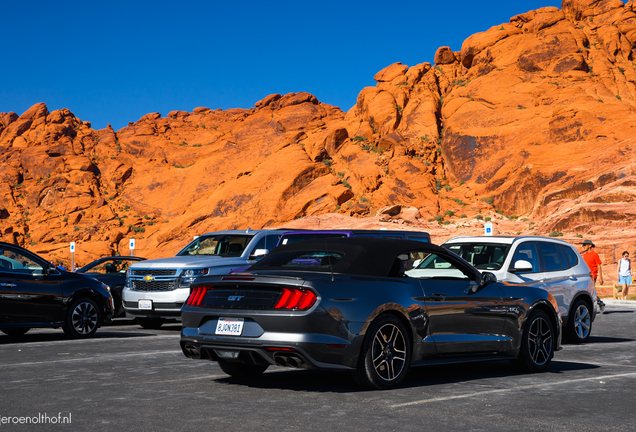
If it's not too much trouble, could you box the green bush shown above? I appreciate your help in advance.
[549,231,563,237]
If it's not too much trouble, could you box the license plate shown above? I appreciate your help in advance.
[138,299,152,310]
[215,318,244,336]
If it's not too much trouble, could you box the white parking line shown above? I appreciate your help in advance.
[0,333,179,348]
[390,371,636,408]
[2,350,182,367]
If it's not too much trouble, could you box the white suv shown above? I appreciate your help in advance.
[442,236,598,343]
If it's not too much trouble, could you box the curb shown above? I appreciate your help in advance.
[599,299,636,308]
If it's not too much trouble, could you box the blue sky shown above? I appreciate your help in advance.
[2,0,563,131]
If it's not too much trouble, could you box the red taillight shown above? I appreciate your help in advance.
[266,347,296,352]
[274,288,292,308]
[186,286,212,306]
[273,288,317,310]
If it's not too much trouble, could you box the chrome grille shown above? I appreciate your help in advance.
[131,269,177,276]
[131,279,176,291]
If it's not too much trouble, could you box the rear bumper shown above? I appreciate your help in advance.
[180,326,356,370]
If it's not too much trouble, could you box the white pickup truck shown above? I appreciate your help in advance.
[122,229,289,328]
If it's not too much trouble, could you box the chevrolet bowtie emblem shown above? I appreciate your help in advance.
[143,275,155,282]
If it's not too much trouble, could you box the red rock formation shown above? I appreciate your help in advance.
[1,0,636,277]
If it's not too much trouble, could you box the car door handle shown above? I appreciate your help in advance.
[1,283,17,287]
[429,293,446,301]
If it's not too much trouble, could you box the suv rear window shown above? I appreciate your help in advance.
[559,244,578,269]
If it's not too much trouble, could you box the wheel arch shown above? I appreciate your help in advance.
[66,289,107,320]
[526,300,560,342]
[358,306,415,364]
[566,292,594,325]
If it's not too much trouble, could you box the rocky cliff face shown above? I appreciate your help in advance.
[1,0,636,267]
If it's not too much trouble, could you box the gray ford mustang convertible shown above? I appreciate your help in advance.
[180,238,562,389]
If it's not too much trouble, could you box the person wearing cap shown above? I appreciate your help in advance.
[617,251,632,300]
[581,239,604,285]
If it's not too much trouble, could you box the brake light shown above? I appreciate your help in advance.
[274,288,317,310]
[186,286,212,306]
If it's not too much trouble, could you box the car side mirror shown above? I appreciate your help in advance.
[250,249,269,259]
[479,271,497,288]
[510,260,533,273]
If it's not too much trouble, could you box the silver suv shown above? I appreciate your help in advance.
[122,229,289,328]
[442,236,597,343]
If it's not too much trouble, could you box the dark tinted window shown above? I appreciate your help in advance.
[250,250,344,271]
[559,245,578,269]
[252,235,281,252]
[407,236,431,243]
[538,242,563,272]
[278,233,348,246]
[511,242,540,273]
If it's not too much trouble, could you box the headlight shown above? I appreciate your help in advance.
[125,269,131,288]
[179,268,209,287]
[101,282,111,293]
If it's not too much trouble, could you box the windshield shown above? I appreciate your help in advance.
[442,242,511,271]
[177,234,254,257]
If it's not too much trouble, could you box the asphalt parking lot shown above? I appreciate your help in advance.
[1,300,635,432]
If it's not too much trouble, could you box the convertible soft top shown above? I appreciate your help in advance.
[248,237,453,277]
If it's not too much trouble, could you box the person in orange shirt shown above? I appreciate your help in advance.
[581,239,604,285]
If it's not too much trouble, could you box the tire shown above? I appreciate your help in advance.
[218,360,269,378]
[137,318,165,329]
[516,309,555,373]
[565,299,592,343]
[352,314,411,389]
[1,328,30,337]
[63,298,100,338]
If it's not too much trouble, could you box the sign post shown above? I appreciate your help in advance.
[484,222,493,236]
[70,242,75,271]
[129,238,135,256]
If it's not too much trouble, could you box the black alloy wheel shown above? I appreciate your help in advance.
[352,314,411,389]
[0,328,30,337]
[566,299,592,343]
[137,318,165,329]
[516,309,554,373]
[218,360,269,378]
[63,298,100,338]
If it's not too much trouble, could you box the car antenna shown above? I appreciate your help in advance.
[324,239,335,282]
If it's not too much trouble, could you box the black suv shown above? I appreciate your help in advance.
[0,242,114,338]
